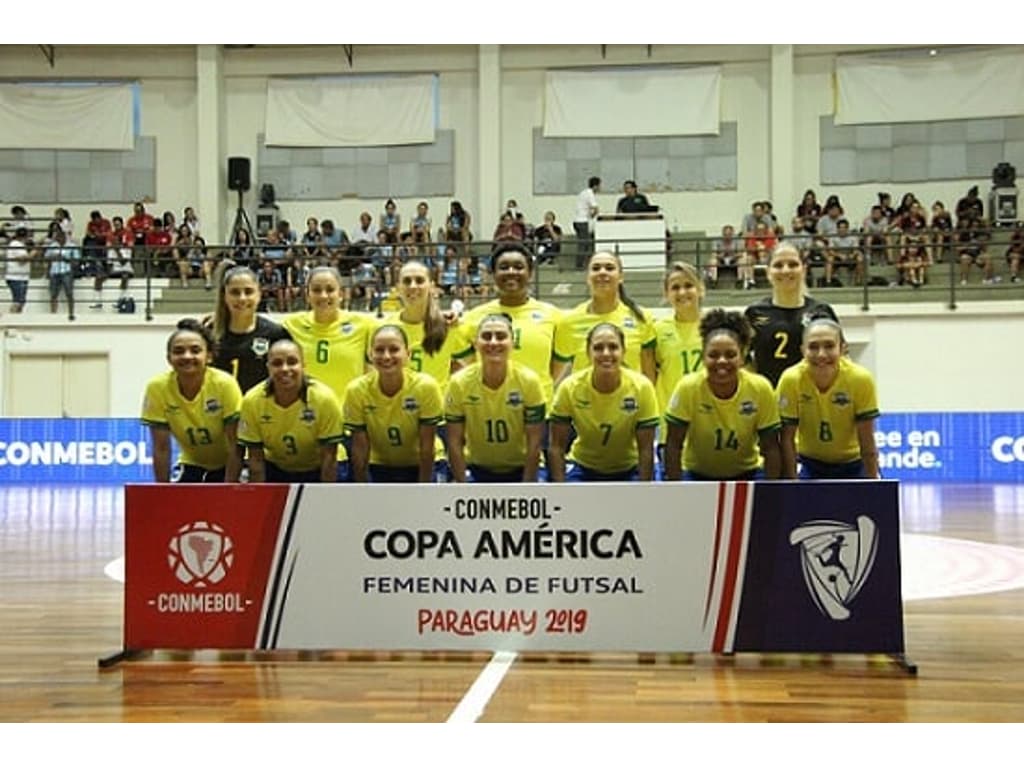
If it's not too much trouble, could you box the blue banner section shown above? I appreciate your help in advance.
[735,481,904,654]
[1,413,1022,484]
[0,418,162,483]
[875,412,1024,483]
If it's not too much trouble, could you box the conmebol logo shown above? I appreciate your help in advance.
[168,521,234,587]
[789,516,878,621]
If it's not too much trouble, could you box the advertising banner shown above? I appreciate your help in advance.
[124,482,904,655]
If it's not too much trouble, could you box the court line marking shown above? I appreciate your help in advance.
[447,650,517,724]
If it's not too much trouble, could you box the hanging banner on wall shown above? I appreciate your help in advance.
[122,482,905,655]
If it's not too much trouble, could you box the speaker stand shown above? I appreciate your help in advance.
[229,190,257,246]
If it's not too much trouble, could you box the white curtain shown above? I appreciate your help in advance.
[0,84,134,150]
[836,48,1024,125]
[543,66,721,138]
[265,75,436,147]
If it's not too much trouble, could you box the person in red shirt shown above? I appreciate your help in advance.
[740,221,778,289]
[145,218,174,278]
[82,210,113,280]
[127,202,155,247]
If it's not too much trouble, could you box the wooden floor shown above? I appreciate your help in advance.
[1,483,1023,723]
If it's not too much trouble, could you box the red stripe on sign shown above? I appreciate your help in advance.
[703,482,728,628]
[712,482,749,652]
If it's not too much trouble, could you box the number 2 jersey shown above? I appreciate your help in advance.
[141,367,243,470]
[743,297,837,387]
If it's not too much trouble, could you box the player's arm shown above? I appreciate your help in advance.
[548,420,570,482]
[318,443,338,483]
[247,445,267,483]
[641,346,657,384]
[223,422,241,482]
[149,425,172,483]
[759,428,782,480]
[446,421,467,483]
[522,422,543,483]
[636,425,655,482]
[349,429,370,483]
[417,423,436,483]
[664,420,687,481]
[780,423,798,479]
[856,418,881,479]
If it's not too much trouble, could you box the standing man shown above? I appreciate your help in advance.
[574,176,600,269]
[616,180,652,213]
[44,227,80,319]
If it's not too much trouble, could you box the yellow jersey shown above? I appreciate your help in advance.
[373,313,462,389]
[445,361,546,472]
[551,367,659,474]
[653,315,703,439]
[141,367,243,470]
[343,370,443,467]
[453,298,562,405]
[238,379,345,472]
[665,368,780,478]
[553,300,655,374]
[281,310,373,402]
[777,357,880,464]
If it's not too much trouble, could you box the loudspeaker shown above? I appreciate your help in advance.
[227,157,251,192]
[993,162,1016,187]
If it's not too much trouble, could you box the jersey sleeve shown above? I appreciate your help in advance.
[522,371,547,424]
[444,374,466,423]
[777,368,800,425]
[664,377,691,427]
[639,315,657,351]
[418,377,444,425]
[550,375,574,423]
[755,377,782,435]
[219,374,243,424]
[343,379,367,432]
[853,366,880,422]
[140,377,168,428]
[315,386,346,444]
[552,313,576,364]
[636,377,660,430]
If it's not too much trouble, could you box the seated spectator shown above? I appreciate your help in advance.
[957,218,994,285]
[707,224,741,288]
[127,201,154,248]
[742,221,776,289]
[320,219,349,268]
[956,185,985,226]
[174,224,214,289]
[814,202,843,253]
[822,194,845,216]
[898,241,928,289]
[275,219,296,244]
[741,201,773,237]
[877,192,895,222]
[861,205,891,266]
[796,190,822,229]
[257,258,286,312]
[411,201,432,244]
[182,206,201,238]
[825,219,864,286]
[230,228,258,271]
[445,201,472,249]
[366,230,394,275]
[261,228,291,265]
[898,204,930,270]
[616,181,653,214]
[284,252,308,312]
[786,217,814,284]
[379,199,401,244]
[301,217,322,258]
[1005,222,1024,283]
[145,218,174,278]
[492,211,526,244]
[532,211,563,265]
[893,193,920,226]
[762,200,780,233]
[930,201,954,263]
[352,211,378,248]
[387,232,415,287]
[103,216,135,296]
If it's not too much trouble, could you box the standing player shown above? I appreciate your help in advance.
[653,262,705,479]
[445,314,546,483]
[209,265,291,393]
[238,339,344,483]
[744,242,838,388]
[141,319,243,483]
[549,323,659,482]
[664,309,781,481]
[344,325,444,483]
[453,242,563,407]
[553,251,656,383]
[777,314,880,480]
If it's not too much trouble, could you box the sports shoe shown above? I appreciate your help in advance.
[1012,276,1020,283]
[89,303,102,309]
[960,279,967,286]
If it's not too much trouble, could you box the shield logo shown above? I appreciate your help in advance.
[789,515,878,620]
[168,521,234,587]
[251,337,270,357]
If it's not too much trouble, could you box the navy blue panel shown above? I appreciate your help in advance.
[733,481,905,654]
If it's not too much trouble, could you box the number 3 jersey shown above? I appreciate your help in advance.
[141,368,243,470]
[665,368,780,478]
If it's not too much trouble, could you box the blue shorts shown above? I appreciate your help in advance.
[681,468,762,482]
[798,455,866,480]
[6,279,28,306]
[565,464,638,483]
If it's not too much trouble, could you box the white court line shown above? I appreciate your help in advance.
[447,651,517,724]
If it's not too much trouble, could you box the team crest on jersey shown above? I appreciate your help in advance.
[300,408,316,423]
[251,337,270,357]
[800,393,813,403]
[699,403,713,413]
[621,397,638,412]
[831,392,851,406]
[204,398,222,413]
[507,391,523,407]
[402,397,418,411]
[750,314,770,327]
[622,317,636,329]
[341,322,354,335]
[466,395,481,405]
[165,403,180,414]
[574,398,591,409]
[531,311,543,322]
[738,400,756,416]
[789,516,878,621]
[260,414,273,423]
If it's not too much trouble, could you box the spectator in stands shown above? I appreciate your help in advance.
[1005,222,1024,283]
[146,218,174,278]
[230,228,257,271]
[54,207,73,238]
[957,218,995,285]
[127,202,154,248]
[257,258,286,312]
[796,190,822,229]
[353,211,378,247]
[814,201,843,256]
[262,228,290,265]
[162,211,177,236]
[741,201,773,237]
[893,193,920,226]
[175,224,215,290]
[320,219,349,267]
[301,217,322,258]
[533,211,563,265]
[877,192,895,222]
[411,202,432,244]
[574,176,601,268]
[5,227,32,313]
[83,210,112,280]
[787,217,814,284]
[825,218,864,286]
[930,201,954,263]
[8,205,33,243]
[505,199,529,231]
[379,199,401,244]
[762,201,780,233]
[42,224,79,319]
[742,220,777,288]
[898,203,930,277]
[616,180,652,214]
[492,211,526,244]
[707,224,740,288]
[956,185,985,225]
[103,216,135,300]
[823,195,845,216]
[182,206,201,238]
[284,250,309,312]
[445,201,472,251]
[861,205,891,266]
[898,240,927,289]
[275,219,296,244]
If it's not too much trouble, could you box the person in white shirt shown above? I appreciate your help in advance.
[573,176,601,268]
[5,227,32,313]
